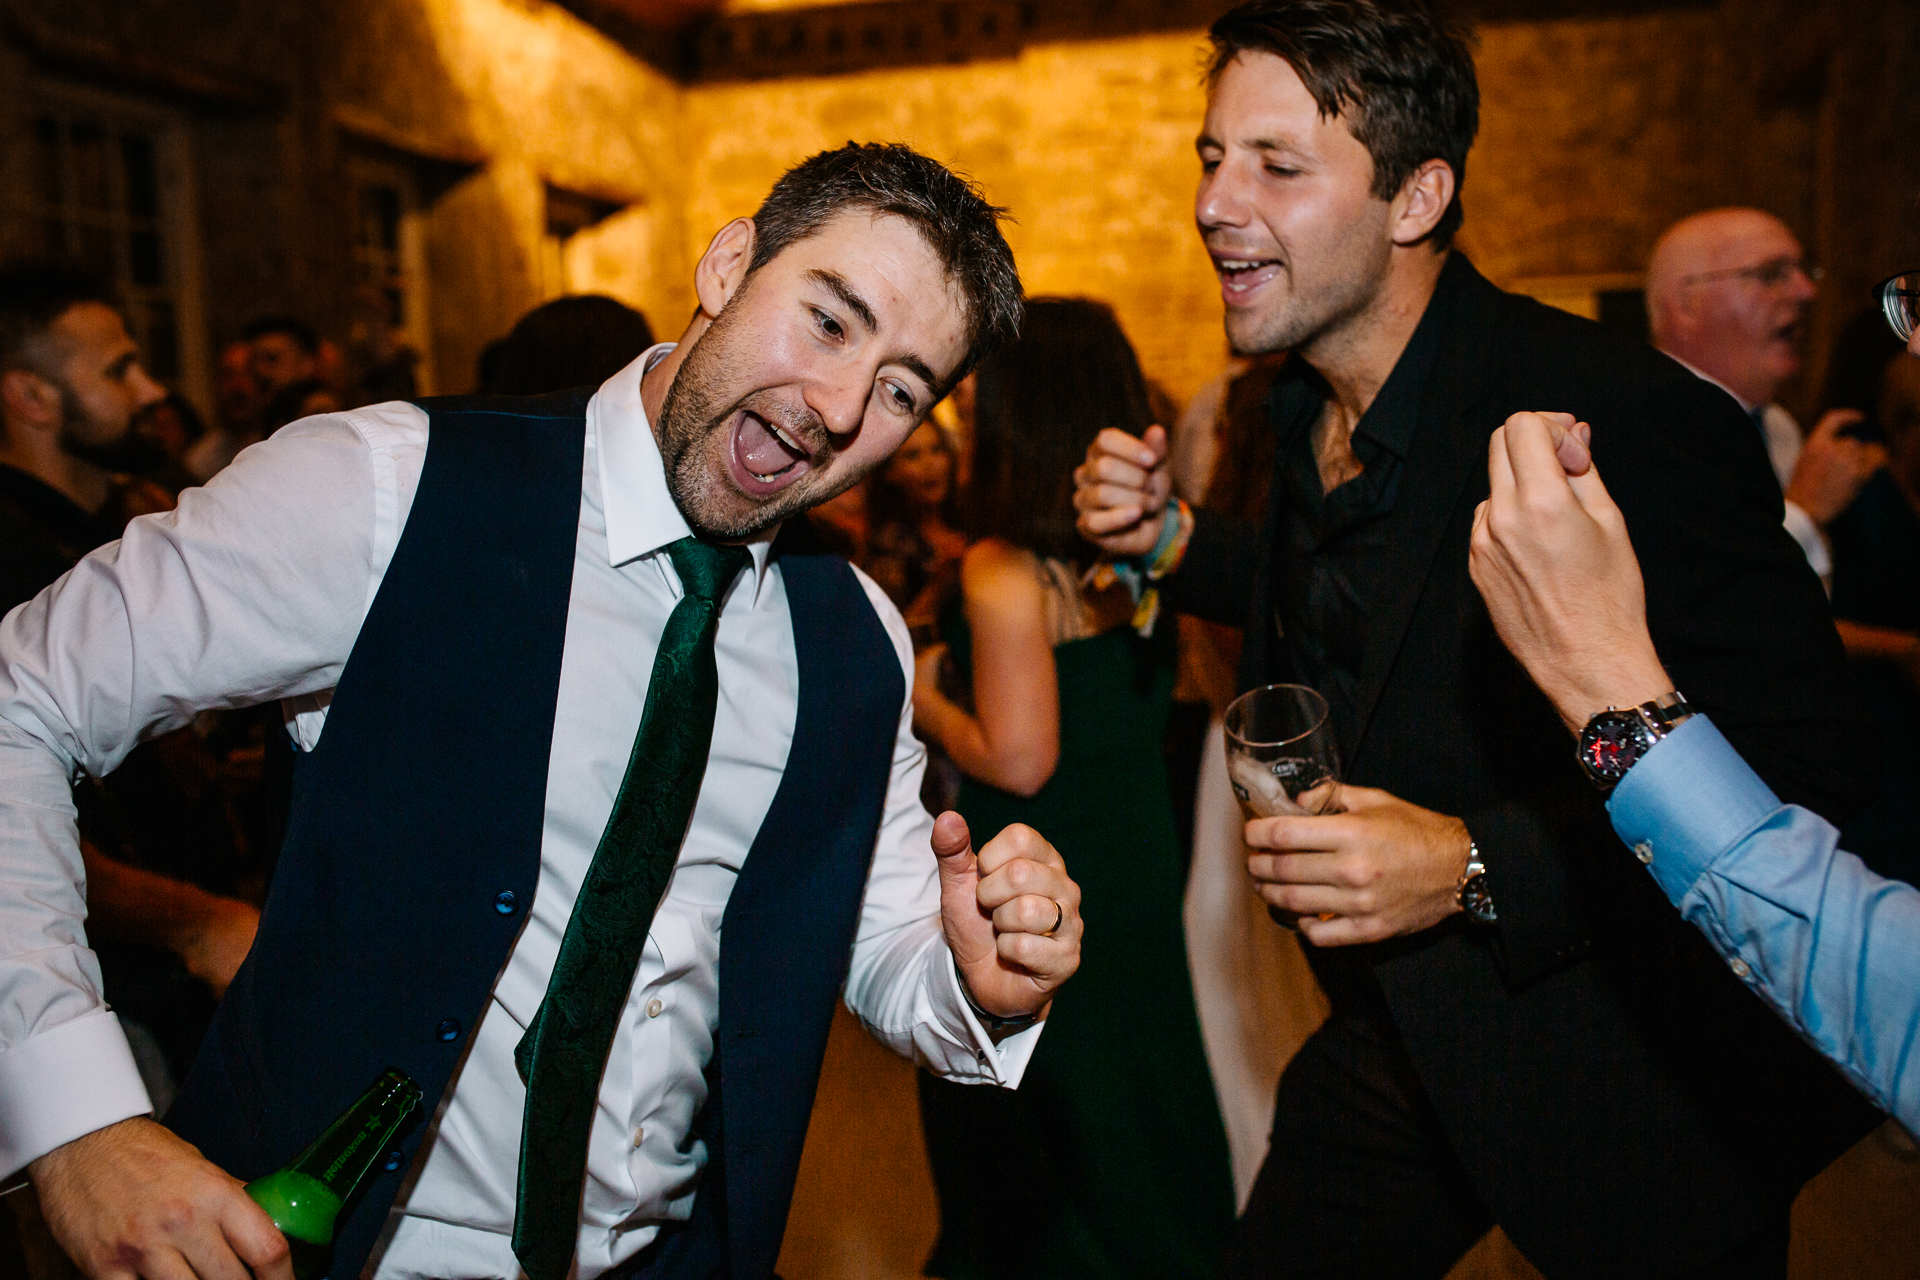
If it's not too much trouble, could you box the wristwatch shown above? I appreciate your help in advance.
[1456,841,1497,925]
[1576,691,1694,791]
[957,965,1041,1034]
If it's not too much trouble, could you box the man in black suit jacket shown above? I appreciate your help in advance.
[1076,2,1880,1276]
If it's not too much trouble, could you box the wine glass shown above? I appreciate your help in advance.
[1223,684,1343,820]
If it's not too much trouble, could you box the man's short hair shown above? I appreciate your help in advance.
[1207,0,1479,249]
[746,142,1022,385]
[240,313,321,354]
[0,258,116,375]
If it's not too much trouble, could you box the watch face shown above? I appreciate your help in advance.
[1580,711,1652,783]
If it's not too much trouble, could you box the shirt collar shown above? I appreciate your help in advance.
[1666,353,1762,415]
[592,341,776,596]
[1267,264,1450,463]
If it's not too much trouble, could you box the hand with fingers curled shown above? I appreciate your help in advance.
[1785,408,1886,528]
[1243,785,1474,947]
[30,1116,296,1280]
[1468,410,1674,735]
[931,811,1081,1023]
[1072,425,1172,558]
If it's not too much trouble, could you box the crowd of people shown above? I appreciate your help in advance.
[1,0,1918,1278]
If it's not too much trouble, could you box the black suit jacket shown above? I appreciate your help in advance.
[1169,254,1882,1276]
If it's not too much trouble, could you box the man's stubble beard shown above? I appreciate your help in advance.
[656,299,858,543]
[1224,229,1396,360]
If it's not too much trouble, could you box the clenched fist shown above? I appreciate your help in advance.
[932,812,1081,1022]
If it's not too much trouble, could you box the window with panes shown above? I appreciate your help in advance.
[28,106,188,382]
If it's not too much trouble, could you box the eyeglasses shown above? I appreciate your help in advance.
[1878,271,1920,342]
[1680,257,1824,290]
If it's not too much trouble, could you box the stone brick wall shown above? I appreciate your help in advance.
[2,0,1913,418]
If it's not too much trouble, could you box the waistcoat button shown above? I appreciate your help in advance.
[494,890,519,915]
[384,1150,405,1172]
[436,1018,461,1041]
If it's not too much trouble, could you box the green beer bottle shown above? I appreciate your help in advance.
[244,1068,423,1278]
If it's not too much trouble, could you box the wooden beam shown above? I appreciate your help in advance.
[661,0,1719,84]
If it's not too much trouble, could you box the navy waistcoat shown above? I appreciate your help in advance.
[166,391,905,1280]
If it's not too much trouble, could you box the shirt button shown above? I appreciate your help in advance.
[1633,841,1654,865]
[646,998,664,1018]
[436,1018,461,1041]
[632,1125,645,1148]
[1730,958,1751,978]
[494,890,519,915]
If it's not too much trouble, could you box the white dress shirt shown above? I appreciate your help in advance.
[0,346,1039,1278]
[1666,354,1831,579]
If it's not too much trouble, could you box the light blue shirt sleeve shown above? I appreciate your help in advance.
[1607,715,1920,1131]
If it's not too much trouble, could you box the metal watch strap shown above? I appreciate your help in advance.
[1456,840,1497,925]
[1638,690,1693,735]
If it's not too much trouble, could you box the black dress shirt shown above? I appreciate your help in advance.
[1269,301,1445,755]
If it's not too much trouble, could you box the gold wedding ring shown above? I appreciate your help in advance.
[1042,899,1065,937]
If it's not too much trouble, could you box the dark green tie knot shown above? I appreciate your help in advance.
[667,535,750,604]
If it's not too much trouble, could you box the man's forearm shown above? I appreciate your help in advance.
[0,720,154,1176]
[1609,717,1920,1130]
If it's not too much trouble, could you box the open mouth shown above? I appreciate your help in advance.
[1212,254,1283,300]
[726,409,817,497]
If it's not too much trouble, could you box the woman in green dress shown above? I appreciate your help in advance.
[910,298,1235,1279]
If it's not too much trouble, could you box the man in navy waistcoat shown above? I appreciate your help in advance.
[0,143,1084,1280]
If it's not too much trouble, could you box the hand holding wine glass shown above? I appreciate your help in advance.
[1228,684,1473,945]
[1225,684,1343,927]
[1224,684,1343,820]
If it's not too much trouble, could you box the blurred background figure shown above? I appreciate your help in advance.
[243,313,323,400]
[259,378,343,435]
[909,297,1234,1280]
[480,293,655,396]
[184,339,266,483]
[1647,207,1887,581]
[129,392,208,494]
[862,418,966,638]
[863,417,968,813]
[1828,348,1920,888]
[0,259,264,1120]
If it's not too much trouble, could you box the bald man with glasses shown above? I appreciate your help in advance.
[1647,207,1888,582]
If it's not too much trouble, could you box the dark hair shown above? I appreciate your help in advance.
[240,313,320,354]
[748,143,1022,385]
[0,258,116,374]
[964,297,1152,564]
[1207,0,1479,249]
[486,295,656,396]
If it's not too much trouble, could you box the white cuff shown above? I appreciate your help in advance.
[943,955,1044,1088]
[0,1010,153,1178]
[1781,501,1832,581]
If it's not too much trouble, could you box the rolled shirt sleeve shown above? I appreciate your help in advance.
[1608,714,1920,1129]
[0,406,424,1175]
[839,568,1042,1088]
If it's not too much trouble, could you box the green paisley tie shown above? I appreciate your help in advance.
[512,535,750,1280]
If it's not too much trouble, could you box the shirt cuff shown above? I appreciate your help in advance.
[0,1010,153,1178]
[1782,500,1833,580]
[1606,715,1784,907]
[943,955,1044,1087]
